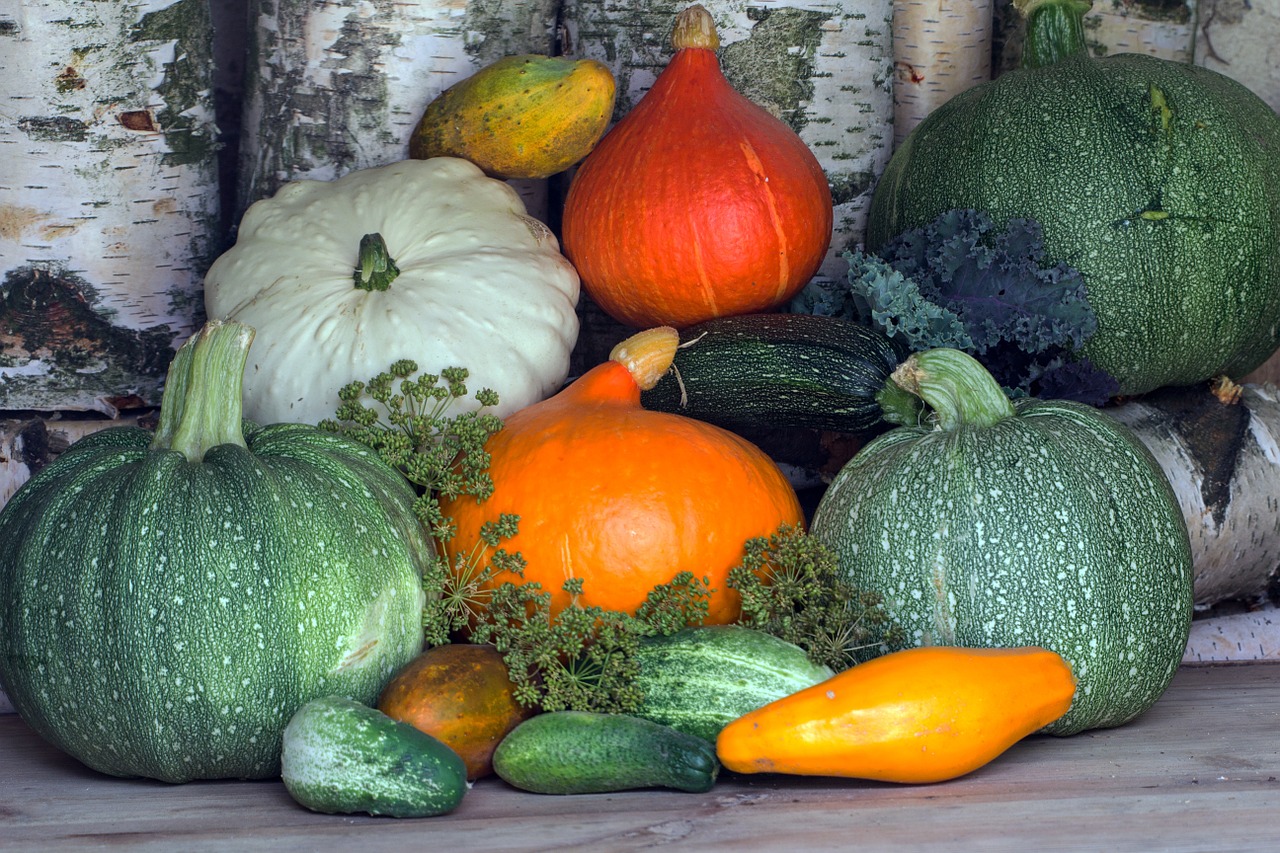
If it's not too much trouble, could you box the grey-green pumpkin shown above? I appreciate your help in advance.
[0,321,429,782]
[867,0,1280,395]
[810,348,1193,735]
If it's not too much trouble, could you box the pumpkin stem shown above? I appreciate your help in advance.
[151,320,253,462]
[610,327,681,391]
[890,348,1016,431]
[672,4,720,51]
[1015,0,1092,69]
[353,232,401,291]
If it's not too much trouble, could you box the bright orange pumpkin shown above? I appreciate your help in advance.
[376,643,533,781]
[560,4,834,330]
[716,646,1077,784]
[440,326,804,625]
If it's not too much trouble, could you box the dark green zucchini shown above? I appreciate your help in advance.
[640,313,916,433]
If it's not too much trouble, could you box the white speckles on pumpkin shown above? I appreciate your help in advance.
[813,397,1192,735]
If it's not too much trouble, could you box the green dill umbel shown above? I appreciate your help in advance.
[323,364,894,710]
[728,524,902,672]
[320,362,520,644]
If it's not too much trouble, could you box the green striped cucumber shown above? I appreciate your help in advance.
[281,696,468,817]
[631,625,834,743]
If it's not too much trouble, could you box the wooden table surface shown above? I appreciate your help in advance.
[3,662,1279,852]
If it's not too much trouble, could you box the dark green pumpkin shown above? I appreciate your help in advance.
[867,0,1280,395]
[0,321,429,782]
[810,348,1193,735]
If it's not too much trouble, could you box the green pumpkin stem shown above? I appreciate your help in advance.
[1015,0,1092,69]
[890,349,1016,431]
[353,232,401,291]
[151,320,253,462]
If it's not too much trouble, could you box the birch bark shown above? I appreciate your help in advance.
[560,0,895,280]
[0,0,220,414]
[1106,383,1280,610]
[236,0,560,222]
[1195,0,1280,114]
[891,1,992,147]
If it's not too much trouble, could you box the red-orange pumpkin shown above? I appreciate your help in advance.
[560,4,834,330]
[440,327,804,625]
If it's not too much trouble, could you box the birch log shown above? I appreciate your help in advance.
[236,0,560,223]
[892,1,993,147]
[1195,0,1280,114]
[0,0,220,414]
[1105,382,1280,610]
[560,0,895,281]
[993,0,1198,76]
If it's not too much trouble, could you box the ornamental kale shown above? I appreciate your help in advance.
[793,209,1120,405]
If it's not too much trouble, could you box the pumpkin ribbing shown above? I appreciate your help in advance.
[0,322,429,782]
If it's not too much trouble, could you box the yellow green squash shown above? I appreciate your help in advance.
[409,54,616,179]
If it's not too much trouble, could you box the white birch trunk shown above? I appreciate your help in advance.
[1105,383,1280,611]
[892,1,993,147]
[236,0,560,223]
[0,0,220,414]
[560,0,895,281]
[994,0,1198,76]
[1195,0,1280,114]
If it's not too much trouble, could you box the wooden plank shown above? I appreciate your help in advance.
[2,664,1278,850]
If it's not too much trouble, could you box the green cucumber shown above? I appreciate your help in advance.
[281,696,468,817]
[631,625,834,743]
[492,711,718,795]
[639,312,914,433]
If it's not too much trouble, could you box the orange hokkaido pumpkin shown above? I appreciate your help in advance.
[440,326,804,625]
[376,644,533,780]
[560,4,834,330]
[716,646,1077,784]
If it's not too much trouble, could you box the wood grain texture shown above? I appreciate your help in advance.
[2,663,1278,851]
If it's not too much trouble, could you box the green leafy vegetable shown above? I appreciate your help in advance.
[793,209,1119,404]
[728,525,902,672]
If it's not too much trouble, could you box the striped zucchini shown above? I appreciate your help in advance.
[640,313,913,433]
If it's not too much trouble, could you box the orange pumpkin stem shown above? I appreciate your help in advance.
[609,327,680,391]
[672,4,720,51]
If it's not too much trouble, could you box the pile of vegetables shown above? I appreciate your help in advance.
[3,0,1278,822]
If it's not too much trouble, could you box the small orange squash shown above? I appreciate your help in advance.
[560,4,834,330]
[376,644,533,780]
[716,646,1076,784]
[439,326,804,625]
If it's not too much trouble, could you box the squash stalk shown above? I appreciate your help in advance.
[1015,0,1092,69]
[353,232,401,291]
[890,348,1016,431]
[151,320,253,462]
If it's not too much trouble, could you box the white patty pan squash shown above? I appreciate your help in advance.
[204,157,581,425]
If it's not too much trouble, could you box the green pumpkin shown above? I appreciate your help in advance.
[810,349,1193,735]
[0,321,429,782]
[867,0,1280,395]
